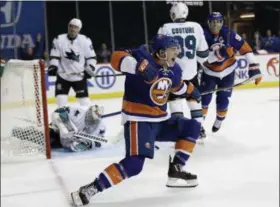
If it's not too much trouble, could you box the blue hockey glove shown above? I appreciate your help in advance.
[248,63,262,85]
[186,82,201,103]
[215,46,234,60]
[136,58,158,83]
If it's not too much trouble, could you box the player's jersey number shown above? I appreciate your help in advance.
[174,35,196,59]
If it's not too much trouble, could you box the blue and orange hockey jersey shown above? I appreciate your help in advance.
[203,25,254,78]
[111,45,187,124]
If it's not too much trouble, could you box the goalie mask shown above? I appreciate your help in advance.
[85,105,104,126]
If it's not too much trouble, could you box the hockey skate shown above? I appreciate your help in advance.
[71,181,99,206]
[212,119,223,133]
[166,156,198,188]
[197,126,206,144]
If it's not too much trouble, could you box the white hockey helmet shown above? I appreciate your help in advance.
[68,18,82,31]
[170,2,189,22]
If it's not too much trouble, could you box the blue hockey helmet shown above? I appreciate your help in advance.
[207,12,224,34]
[207,12,223,21]
[151,35,179,53]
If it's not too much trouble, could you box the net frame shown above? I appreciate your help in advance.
[1,59,51,161]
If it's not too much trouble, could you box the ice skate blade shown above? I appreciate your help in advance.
[166,178,198,188]
[70,191,84,207]
[197,138,206,145]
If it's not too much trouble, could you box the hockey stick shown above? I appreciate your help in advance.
[97,75,261,118]
[48,124,123,145]
[200,74,261,96]
[101,111,122,118]
[73,131,109,144]
[57,71,125,78]
[15,117,122,145]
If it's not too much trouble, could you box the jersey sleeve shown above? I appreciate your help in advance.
[230,31,253,55]
[196,24,209,63]
[229,31,257,64]
[49,37,61,67]
[84,38,97,67]
[110,50,137,74]
[170,64,187,95]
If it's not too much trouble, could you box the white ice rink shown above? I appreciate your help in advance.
[1,87,279,207]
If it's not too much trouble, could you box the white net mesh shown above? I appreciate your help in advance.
[1,60,49,163]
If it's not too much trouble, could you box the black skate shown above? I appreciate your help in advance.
[212,119,223,133]
[71,181,99,206]
[166,156,198,188]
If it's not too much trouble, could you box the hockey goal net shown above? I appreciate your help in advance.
[1,59,51,162]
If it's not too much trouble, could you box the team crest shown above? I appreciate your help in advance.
[150,77,172,106]
[56,83,62,90]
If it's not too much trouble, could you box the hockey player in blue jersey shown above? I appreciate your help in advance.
[71,35,202,206]
[199,12,262,138]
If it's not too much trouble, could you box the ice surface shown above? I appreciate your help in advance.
[1,88,279,207]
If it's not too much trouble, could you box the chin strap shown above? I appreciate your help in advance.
[156,51,171,67]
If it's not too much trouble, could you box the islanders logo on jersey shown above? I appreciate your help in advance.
[150,77,172,106]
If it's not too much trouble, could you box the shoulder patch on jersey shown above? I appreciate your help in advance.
[235,33,242,41]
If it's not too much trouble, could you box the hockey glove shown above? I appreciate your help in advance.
[248,63,262,85]
[48,65,58,76]
[54,107,69,122]
[186,82,201,103]
[136,58,158,83]
[84,65,96,79]
[215,46,234,61]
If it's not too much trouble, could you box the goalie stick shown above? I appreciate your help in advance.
[15,117,123,145]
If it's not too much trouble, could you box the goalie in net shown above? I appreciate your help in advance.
[48,104,107,152]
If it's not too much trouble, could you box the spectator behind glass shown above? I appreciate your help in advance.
[19,33,43,60]
[276,30,280,52]
[97,43,111,63]
[250,31,262,53]
[261,29,278,53]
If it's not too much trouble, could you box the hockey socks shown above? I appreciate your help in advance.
[90,156,145,192]
[173,138,196,166]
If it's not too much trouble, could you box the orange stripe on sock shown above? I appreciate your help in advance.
[104,164,124,185]
[175,140,196,154]
[217,110,227,117]
[202,108,208,116]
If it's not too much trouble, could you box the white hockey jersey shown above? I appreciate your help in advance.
[52,106,106,139]
[158,21,209,80]
[49,34,97,82]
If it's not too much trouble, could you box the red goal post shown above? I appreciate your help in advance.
[1,59,51,162]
